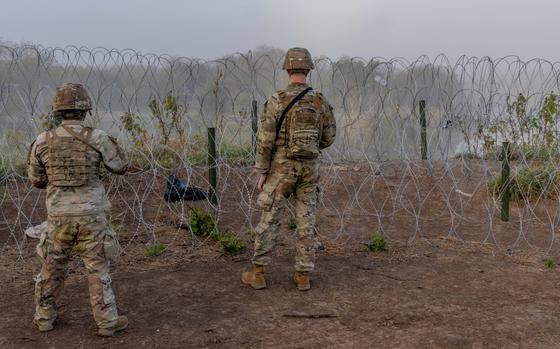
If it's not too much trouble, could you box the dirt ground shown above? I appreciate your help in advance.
[2,239,560,348]
[2,161,560,348]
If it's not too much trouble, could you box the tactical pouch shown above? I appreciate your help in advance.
[287,128,320,159]
[257,189,275,212]
[285,99,321,160]
[257,174,282,211]
[36,231,49,261]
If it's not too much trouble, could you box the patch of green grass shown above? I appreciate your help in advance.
[153,146,182,170]
[146,242,166,257]
[0,162,7,183]
[484,143,560,162]
[367,231,386,252]
[127,145,182,171]
[187,149,208,165]
[188,207,246,254]
[286,216,297,230]
[546,257,556,269]
[454,151,481,160]
[220,233,246,254]
[515,144,560,161]
[190,207,218,238]
[488,165,560,201]
[219,142,251,166]
[0,157,27,179]
[248,230,256,242]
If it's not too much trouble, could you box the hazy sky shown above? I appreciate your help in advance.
[1,0,557,60]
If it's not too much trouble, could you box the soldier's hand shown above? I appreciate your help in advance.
[257,174,267,192]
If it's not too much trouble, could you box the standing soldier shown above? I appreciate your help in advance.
[242,47,336,291]
[28,83,129,336]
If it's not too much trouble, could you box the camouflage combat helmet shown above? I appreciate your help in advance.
[282,47,314,71]
[52,83,92,112]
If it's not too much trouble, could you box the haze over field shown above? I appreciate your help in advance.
[1,0,558,60]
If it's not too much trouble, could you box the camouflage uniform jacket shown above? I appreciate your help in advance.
[255,82,336,174]
[28,119,128,217]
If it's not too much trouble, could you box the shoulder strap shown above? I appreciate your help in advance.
[274,87,312,142]
[46,130,54,148]
[61,125,100,153]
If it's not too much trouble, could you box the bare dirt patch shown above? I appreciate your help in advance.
[2,161,560,348]
[2,240,560,348]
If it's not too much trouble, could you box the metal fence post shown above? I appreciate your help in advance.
[251,100,258,161]
[207,127,217,205]
[419,100,428,160]
[501,141,511,222]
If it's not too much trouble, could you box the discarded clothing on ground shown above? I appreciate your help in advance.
[164,174,207,203]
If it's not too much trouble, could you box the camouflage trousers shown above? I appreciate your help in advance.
[253,158,319,272]
[34,213,119,329]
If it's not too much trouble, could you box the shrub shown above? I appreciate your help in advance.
[0,162,7,183]
[516,144,560,161]
[120,112,147,147]
[188,207,246,254]
[146,242,166,257]
[220,233,246,254]
[488,165,560,201]
[0,156,27,179]
[190,207,218,238]
[367,231,386,252]
[546,257,556,269]
[454,152,481,160]
[219,142,251,166]
[149,94,187,146]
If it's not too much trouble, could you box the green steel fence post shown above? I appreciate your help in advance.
[251,100,258,161]
[208,127,217,205]
[419,100,428,160]
[501,141,511,222]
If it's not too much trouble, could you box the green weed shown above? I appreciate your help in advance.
[190,207,218,238]
[248,230,257,242]
[286,216,297,230]
[220,233,246,254]
[453,151,481,160]
[367,231,386,252]
[146,243,166,257]
[488,165,560,201]
[219,142,251,165]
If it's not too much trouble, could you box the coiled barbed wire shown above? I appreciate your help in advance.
[2,44,560,258]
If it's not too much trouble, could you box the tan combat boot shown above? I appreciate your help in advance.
[241,265,267,289]
[293,271,311,291]
[33,319,54,332]
[98,315,129,337]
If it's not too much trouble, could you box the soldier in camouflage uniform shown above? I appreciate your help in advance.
[242,48,336,291]
[27,83,129,336]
